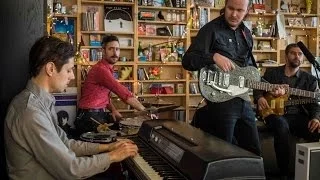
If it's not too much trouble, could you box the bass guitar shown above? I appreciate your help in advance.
[259,93,318,119]
[199,63,320,103]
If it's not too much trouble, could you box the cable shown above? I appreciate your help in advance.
[191,98,205,127]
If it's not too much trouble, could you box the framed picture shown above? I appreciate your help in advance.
[294,18,304,27]
[296,35,309,49]
[287,17,304,27]
[257,40,271,50]
[119,37,133,47]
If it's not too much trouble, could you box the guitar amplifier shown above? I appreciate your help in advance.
[295,142,320,180]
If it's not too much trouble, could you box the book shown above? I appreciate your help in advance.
[89,34,100,46]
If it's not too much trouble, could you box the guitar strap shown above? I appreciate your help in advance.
[241,30,258,68]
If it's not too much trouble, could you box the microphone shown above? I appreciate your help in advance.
[297,41,316,64]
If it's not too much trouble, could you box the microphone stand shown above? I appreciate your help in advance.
[311,59,320,88]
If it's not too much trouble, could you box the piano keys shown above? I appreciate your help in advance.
[124,119,265,180]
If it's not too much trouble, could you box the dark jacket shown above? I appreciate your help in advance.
[253,66,320,120]
[182,15,254,71]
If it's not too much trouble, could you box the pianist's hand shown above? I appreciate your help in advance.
[107,139,135,151]
[108,140,138,163]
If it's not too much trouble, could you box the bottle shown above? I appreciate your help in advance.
[172,10,177,22]
[148,43,153,61]
[180,11,185,22]
[180,0,186,8]
[166,10,172,22]
[138,41,143,56]
[176,11,180,22]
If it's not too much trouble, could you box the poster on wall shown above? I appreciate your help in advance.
[104,5,133,33]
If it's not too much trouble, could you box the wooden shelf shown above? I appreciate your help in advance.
[81,46,134,50]
[81,31,135,35]
[189,94,202,97]
[81,0,134,6]
[53,14,77,18]
[248,12,276,17]
[138,20,187,25]
[138,94,186,97]
[117,80,135,83]
[253,50,278,53]
[137,62,182,66]
[282,13,318,17]
[77,61,135,66]
[138,6,187,11]
[253,37,278,40]
[138,35,185,39]
[139,79,186,83]
[285,26,317,29]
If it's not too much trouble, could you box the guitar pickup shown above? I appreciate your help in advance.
[218,72,223,86]
[223,73,230,87]
[239,76,245,88]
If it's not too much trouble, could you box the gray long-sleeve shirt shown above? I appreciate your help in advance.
[4,80,111,180]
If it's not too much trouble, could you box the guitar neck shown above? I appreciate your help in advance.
[285,98,318,106]
[247,81,318,98]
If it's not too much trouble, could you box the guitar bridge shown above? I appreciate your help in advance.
[204,70,231,94]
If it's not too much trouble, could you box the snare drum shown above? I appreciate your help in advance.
[80,131,118,143]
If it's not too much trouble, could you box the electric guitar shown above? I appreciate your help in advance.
[198,63,320,103]
[259,94,318,119]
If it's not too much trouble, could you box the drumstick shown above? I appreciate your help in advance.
[90,117,102,125]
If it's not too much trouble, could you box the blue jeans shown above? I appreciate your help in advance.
[202,98,261,156]
[265,113,320,175]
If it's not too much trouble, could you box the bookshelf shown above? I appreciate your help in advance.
[74,0,320,123]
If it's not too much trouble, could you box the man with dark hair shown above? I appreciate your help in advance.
[75,35,146,135]
[182,0,262,156]
[4,36,138,180]
[254,43,320,178]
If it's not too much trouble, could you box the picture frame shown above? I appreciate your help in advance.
[257,40,271,50]
[287,17,304,27]
[294,17,304,27]
[118,37,133,47]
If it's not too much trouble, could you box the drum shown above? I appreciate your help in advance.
[119,117,149,135]
[80,131,118,143]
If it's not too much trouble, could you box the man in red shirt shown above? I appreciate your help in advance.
[75,35,146,135]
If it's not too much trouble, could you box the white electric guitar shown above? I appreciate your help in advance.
[198,63,320,103]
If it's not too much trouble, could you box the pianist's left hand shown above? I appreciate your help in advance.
[107,140,138,163]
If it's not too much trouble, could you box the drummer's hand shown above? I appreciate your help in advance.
[111,110,123,122]
[108,141,138,163]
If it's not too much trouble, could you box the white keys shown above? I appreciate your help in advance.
[132,154,163,180]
